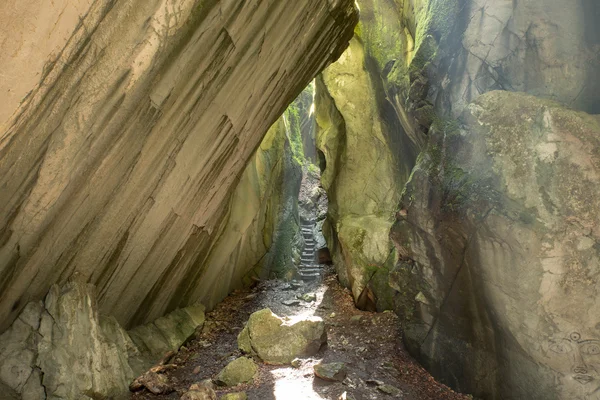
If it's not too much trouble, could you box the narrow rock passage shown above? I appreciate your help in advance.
[130,268,469,400]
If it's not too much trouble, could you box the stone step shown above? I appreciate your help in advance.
[298,272,321,281]
[298,268,322,274]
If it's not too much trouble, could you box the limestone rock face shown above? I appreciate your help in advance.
[394,91,600,399]
[315,37,409,311]
[0,0,358,332]
[317,1,600,398]
[237,308,326,365]
[358,0,600,121]
[0,279,206,399]
[0,281,136,399]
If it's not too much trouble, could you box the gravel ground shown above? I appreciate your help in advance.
[131,267,470,400]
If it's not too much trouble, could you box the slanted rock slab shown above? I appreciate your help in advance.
[314,362,347,382]
[237,308,326,364]
[215,357,257,387]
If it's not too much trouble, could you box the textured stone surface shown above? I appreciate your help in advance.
[237,308,326,365]
[317,1,600,398]
[181,384,217,400]
[315,37,409,311]
[0,0,358,333]
[313,362,347,382]
[0,279,207,399]
[215,357,257,387]
[394,91,600,399]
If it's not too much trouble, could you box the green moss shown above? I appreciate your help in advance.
[285,104,305,167]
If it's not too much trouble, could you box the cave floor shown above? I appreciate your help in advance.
[131,267,469,400]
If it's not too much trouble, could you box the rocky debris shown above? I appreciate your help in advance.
[378,383,403,397]
[314,362,348,382]
[219,393,248,400]
[215,358,257,387]
[297,293,317,302]
[129,370,172,395]
[181,383,218,400]
[237,308,326,364]
[282,281,304,291]
[282,299,301,307]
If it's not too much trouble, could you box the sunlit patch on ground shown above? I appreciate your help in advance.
[271,365,326,399]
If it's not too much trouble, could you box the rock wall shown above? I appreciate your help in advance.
[315,37,410,311]
[0,0,358,332]
[0,279,205,399]
[317,0,600,398]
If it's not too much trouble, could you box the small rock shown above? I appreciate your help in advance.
[314,362,347,382]
[342,377,357,389]
[181,384,217,400]
[329,313,336,318]
[282,299,301,306]
[220,392,248,400]
[350,315,362,323]
[297,293,317,302]
[377,384,402,396]
[197,379,216,390]
[193,366,202,375]
[129,371,172,395]
[215,357,257,387]
[291,358,302,368]
[366,379,384,386]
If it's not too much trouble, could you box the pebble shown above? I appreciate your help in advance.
[314,362,347,382]
[377,384,402,396]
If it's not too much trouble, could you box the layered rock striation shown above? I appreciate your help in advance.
[0,0,358,333]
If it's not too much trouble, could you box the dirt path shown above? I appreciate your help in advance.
[131,268,469,400]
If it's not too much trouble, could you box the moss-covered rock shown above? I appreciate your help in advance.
[215,358,257,387]
[237,309,326,365]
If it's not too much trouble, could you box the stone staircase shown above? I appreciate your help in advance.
[298,222,323,281]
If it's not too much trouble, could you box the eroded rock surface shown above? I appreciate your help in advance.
[237,308,326,365]
[316,0,600,399]
[0,280,205,399]
[393,91,600,399]
[0,0,358,334]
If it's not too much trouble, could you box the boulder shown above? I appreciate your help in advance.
[395,91,600,399]
[237,309,326,364]
[215,358,257,387]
